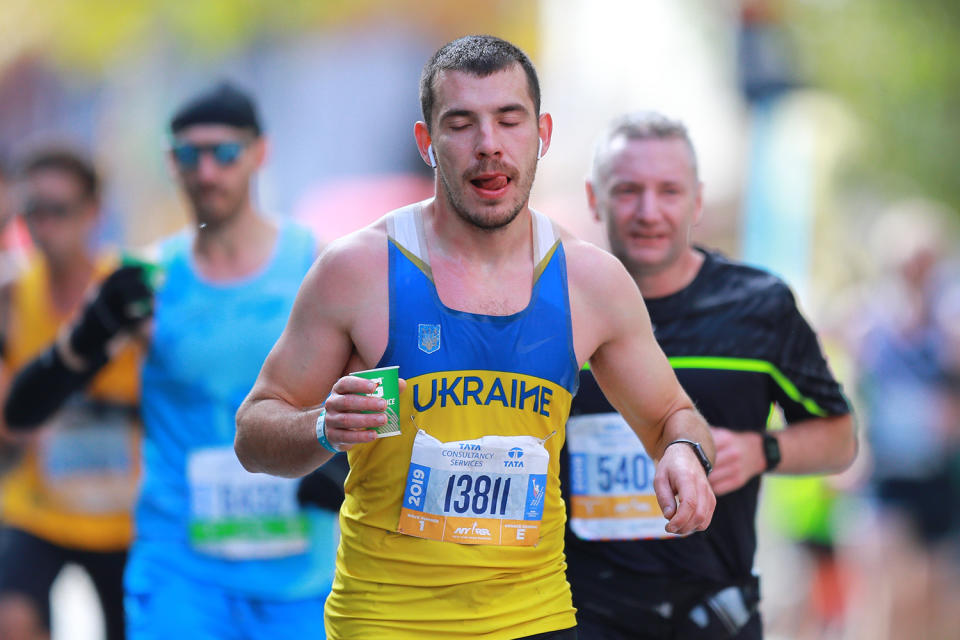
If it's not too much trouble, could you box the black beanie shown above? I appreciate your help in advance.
[170,81,262,136]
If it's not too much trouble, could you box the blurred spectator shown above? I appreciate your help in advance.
[844,201,960,639]
[5,82,344,640]
[0,145,140,640]
[0,153,22,475]
[0,153,26,292]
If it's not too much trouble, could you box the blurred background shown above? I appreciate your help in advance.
[1,0,958,638]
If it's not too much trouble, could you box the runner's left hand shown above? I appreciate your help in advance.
[708,427,765,496]
[653,443,716,535]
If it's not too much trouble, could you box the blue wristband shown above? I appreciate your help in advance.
[315,408,338,454]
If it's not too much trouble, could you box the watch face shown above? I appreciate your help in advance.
[694,443,712,475]
[763,434,781,470]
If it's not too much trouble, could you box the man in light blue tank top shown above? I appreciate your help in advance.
[4,83,339,639]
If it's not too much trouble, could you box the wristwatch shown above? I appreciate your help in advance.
[762,433,781,472]
[667,439,712,476]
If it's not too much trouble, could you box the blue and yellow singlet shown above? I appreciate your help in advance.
[325,203,580,639]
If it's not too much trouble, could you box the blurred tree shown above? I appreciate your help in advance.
[788,0,960,218]
[0,0,540,71]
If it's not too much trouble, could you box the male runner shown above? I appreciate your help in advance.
[5,83,339,639]
[562,111,856,639]
[0,147,139,640]
[235,36,716,640]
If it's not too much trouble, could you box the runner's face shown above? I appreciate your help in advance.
[171,124,261,228]
[430,65,542,231]
[21,168,97,260]
[592,137,701,275]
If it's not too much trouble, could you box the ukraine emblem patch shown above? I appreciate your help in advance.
[418,323,441,354]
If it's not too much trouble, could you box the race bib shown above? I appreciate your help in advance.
[397,430,549,546]
[39,403,139,514]
[567,413,675,540]
[187,447,308,559]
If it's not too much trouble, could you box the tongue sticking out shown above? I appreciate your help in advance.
[473,175,509,191]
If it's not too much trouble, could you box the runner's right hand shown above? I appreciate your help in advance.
[69,265,154,364]
[321,375,406,451]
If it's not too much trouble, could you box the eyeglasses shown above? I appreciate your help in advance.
[171,141,248,169]
[22,199,80,221]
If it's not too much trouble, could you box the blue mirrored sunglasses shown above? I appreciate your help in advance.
[171,141,247,169]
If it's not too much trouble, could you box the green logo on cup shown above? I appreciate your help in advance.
[350,365,401,438]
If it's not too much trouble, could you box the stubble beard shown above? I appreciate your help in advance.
[187,183,245,230]
[437,157,537,233]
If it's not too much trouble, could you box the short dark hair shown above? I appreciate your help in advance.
[420,35,541,130]
[19,145,100,200]
[170,81,262,136]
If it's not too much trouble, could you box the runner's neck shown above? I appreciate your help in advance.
[192,208,278,282]
[423,198,535,269]
[44,251,97,315]
[634,247,704,300]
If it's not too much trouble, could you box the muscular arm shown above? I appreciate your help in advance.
[235,228,389,478]
[710,286,856,495]
[570,242,714,460]
[709,414,856,496]
[775,413,857,473]
[567,240,716,533]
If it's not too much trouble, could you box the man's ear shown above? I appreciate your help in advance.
[536,112,554,159]
[249,137,269,169]
[693,181,704,226]
[414,121,435,169]
[586,179,601,223]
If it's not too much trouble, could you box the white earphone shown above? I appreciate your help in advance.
[537,138,543,160]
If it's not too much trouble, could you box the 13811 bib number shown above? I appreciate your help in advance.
[398,430,550,546]
[442,473,512,516]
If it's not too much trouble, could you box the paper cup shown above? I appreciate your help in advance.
[350,365,401,438]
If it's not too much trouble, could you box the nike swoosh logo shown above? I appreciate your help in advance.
[516,335,555,354]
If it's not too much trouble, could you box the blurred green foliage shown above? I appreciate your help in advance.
[789,0,960,217]
[0,0,540,70]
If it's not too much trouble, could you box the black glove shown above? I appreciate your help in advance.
[68,265,153,365]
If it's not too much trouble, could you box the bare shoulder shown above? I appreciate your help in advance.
[306,219,388,289]
[552,222,647,364]
[290,216,391,335]
[557,229,637,305]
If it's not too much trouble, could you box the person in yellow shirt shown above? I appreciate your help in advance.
[236,35,716,640]
[0,147,140,640]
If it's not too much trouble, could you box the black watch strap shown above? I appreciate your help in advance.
[762,433,781,472]
[666,438,712,476]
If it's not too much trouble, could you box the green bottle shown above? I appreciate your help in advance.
[120,250,165,292]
